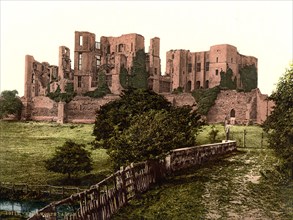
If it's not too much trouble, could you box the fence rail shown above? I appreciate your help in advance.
[29,140,236,220]
[0,182,81,197]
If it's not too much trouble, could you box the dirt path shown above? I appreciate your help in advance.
[201,148,292,219]
[113,148,293,219]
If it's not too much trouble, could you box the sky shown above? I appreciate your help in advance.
[1,0,292,96]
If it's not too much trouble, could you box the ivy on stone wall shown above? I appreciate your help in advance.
[172,87,184,94]
[130,49,148,89]
[119,67,129,89]
[220,68,237,90]
[239,64,258,92]
[84,70,111,98]
[47,83,76,103]
[192,86,220,115]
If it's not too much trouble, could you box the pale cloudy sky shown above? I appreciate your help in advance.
[1,0,292,96]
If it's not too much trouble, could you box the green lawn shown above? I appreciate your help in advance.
[0,121,111,186]
[196,124,269,148]
[0,121,268,186]
[1,121,292,219]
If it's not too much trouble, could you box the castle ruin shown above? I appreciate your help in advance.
[22,31,274,124]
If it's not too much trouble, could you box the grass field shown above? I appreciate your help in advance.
[196,123,269,148]
[0,121,111,186]
[0,121,268,186]
[1,121,292,219]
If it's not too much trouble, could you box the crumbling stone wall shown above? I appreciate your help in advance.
[162,93,196,107]
[29,96,58,121]
[166,141,237,172]
[66,95,119,123]
[207,89,260,124]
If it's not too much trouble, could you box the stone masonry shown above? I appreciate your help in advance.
[22,31,273,124]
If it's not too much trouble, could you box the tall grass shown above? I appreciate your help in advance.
[0,121,110,186]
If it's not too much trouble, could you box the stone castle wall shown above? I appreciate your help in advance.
[23,89,273,124]
[207,88,274,125]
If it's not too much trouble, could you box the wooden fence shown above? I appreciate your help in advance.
[29,141,236,220]
[0,182,81,197]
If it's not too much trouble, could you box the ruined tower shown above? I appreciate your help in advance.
[58,46,73,92]
[148,37,161,93]
[74,31,100,94]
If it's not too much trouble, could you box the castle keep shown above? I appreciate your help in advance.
[22,31,273,124]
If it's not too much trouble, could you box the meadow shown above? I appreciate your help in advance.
[0,121,111,186]
[1,121,292,219]
[0,120,268,186]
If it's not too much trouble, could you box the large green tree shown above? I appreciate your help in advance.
[93,88,203,169]
[0,90,23,120]
[93,88,172,149]
[45,140,93,179]
[264,64,293,178]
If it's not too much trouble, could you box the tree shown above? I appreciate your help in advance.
[93,88,172,149]
[264,64,293,178]
[107,107,203,169]
[93,88,204,169]
[45,140,93,179]
[0,90,23,120]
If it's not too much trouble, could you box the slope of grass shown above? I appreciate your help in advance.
[0,121,110,186]
[113,125,293,219]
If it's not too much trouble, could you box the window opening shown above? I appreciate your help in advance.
[78,53,82,70]
[78,76,82,87]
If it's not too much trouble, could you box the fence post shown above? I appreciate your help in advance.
[130,163,138,197]
[120,166,128,205]
[261,132,264,148]
[243,129,246,148]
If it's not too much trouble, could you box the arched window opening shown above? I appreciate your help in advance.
[186,81,192,92]
[230,109,236,118]
[205,80,209,88]
[195,81,200,89]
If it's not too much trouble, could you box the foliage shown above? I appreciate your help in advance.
[47,83,76,103]
[239,64,258,92]
[84,70,111,98]
[192,86,220,115]
[45,140,93,179]
[208,125,220,143]
[172,87,184,94]
[264,64,293,178]
[119,50,148,90]
[119,67,129,89]
[130,49,149,89]
[107,107,203,169]
[93,88,172,149]
[0,90,23,119]
[220,68,237,90]
[93,88,203,169]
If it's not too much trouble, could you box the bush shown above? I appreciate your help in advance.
[45,140,93,179]
[0,90,23,119]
